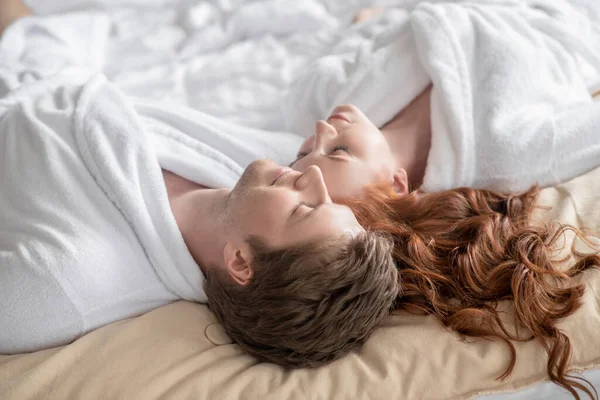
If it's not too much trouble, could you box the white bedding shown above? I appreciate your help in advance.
[23,0,417,131]
[23,0,600,132]
[13,0,600,398]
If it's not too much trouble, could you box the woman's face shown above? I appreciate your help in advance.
[290,105,397,199]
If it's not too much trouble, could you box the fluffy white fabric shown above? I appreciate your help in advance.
[415,0,600,192]
[0,70,202,353]
[19,0,417,131]
[282,9,431,134]
[137,100,302,188]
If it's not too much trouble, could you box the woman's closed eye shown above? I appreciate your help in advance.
[294,151,309,161]
[293,145,350,162]
[331,145,350,155]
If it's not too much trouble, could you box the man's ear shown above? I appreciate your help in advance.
[223,242,254,286]
[392,168,409,195]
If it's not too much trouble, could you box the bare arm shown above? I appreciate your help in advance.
[0,0,32,37]
[352,7,384,24]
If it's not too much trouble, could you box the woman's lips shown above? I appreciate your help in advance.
[272,167,292,185]
[328,113,350,123]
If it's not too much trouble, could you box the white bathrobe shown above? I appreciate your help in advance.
[0,15,301,354]
[283,0,600,192]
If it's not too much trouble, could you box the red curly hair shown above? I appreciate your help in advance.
[340,184,599,399]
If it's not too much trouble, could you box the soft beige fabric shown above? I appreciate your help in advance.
[3,167,600,400]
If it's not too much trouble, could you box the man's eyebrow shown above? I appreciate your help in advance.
[302,205,318,222]
[297,204,322,223]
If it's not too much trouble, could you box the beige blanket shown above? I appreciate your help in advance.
[2,166,600,400]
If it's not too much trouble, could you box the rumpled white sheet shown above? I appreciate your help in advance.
[21,0,600,134]
[21,0,418,130]
[0,11,304,188]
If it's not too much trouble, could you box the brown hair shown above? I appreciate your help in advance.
[204,231,399,368]
[341,184,599,399]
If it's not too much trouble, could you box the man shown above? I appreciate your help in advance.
[0,0,399,367]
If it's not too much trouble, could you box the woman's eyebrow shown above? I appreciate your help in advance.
[289,153,352,169]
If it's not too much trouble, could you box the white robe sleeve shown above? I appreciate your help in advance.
[413,0,600,192]
[0,15,204,354]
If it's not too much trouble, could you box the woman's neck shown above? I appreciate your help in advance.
[380,85,433,190]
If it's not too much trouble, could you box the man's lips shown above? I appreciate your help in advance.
[272,167,292,185]
[328,113,350,123]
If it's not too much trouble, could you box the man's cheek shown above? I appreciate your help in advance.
[250,210,284,242]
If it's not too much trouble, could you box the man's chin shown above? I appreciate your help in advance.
[232,160,265,195]
[239,159,277,189]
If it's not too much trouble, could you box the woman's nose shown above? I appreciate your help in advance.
[314,120,337,145]
[296,164,330,204]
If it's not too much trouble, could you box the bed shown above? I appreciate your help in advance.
[2,0,600,398]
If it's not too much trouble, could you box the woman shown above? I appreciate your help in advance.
[340,181,599,399]
[288,1,600,199]
[288,5,600,393]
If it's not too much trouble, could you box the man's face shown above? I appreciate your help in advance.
[290,104,397,199]
[224,159,363,250]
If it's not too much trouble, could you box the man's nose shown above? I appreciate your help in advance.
[296,164,330,204]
